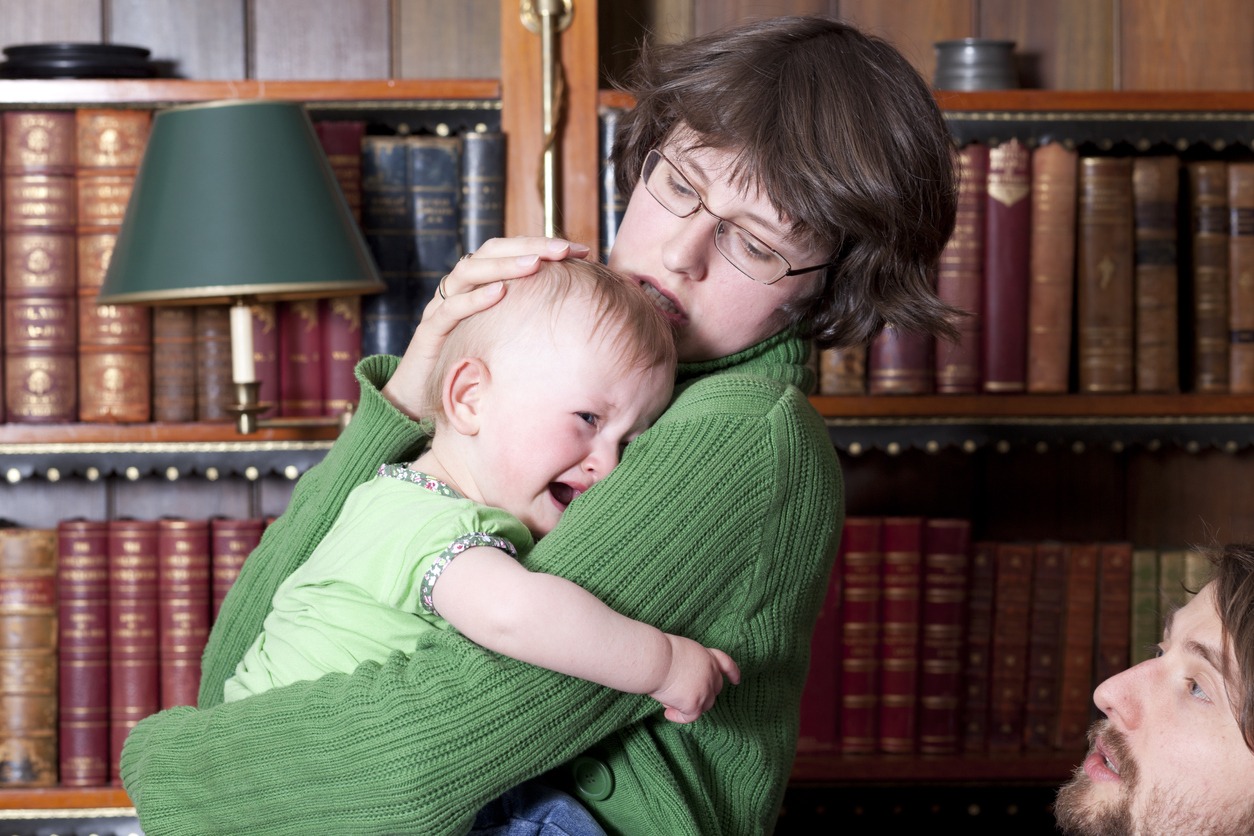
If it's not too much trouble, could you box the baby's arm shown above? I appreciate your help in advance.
[431,546,740,723]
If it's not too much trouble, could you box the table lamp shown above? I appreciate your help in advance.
[97,99,384,433]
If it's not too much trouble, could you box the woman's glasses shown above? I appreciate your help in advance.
[640,148,832,285]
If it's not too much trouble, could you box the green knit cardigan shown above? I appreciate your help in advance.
[120,332,844,835]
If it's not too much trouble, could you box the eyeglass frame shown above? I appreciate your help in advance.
[639,147,835,286]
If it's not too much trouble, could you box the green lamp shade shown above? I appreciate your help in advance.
[98,99,384,304]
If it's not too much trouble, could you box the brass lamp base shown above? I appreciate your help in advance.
[229,381,354,435]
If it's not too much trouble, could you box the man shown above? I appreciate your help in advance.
[1055,544,1254,835]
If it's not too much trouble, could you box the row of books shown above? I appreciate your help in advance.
[0,106,506,424]
[816,141,1254,397]
[798,516,1206,757]
[0,516,267,788]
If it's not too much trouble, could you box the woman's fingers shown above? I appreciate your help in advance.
[436,237,590,299]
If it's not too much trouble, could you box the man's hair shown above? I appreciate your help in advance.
[421,259,677,421]
[1208,544,1254,750]
[613,15,960,350]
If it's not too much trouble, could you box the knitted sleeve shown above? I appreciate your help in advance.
[119,367,840,836]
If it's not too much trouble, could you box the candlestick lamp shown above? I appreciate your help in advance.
[97,99,384,433]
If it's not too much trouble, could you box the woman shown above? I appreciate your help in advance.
[121,16,958,835]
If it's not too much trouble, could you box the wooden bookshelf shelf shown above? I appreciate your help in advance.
[0,786,132,811]
[812,393,1254,420]
[790,752,1079,785]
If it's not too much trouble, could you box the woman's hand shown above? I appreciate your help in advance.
[381,237,591,417]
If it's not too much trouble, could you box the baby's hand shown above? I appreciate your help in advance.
[649,634,741,723]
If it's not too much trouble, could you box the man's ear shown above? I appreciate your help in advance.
[443,358,489,436]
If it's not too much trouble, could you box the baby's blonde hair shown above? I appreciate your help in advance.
[421,259,677,423]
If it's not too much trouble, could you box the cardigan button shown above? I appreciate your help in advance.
[571,756,614,802]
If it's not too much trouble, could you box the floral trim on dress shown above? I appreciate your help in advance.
[377,463,520,618]
[376,462,460,497]
[421,532,518,617]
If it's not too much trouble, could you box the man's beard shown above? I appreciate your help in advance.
[1054,721,1134,836]
[1056,719,1254,836]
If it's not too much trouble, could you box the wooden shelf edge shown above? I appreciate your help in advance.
[0,786,132,810]
[790,751,1080,784]
[0,78,501,106]
[811,393,1254,420]
[0,422,341,446]
[934,89,1254,112]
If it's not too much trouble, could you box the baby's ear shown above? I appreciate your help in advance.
[444,357,489,435]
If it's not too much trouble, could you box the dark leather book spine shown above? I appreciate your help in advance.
[321,296,361,416]
[461,129,505,254]
[918,518,970,755]
[151,307,198,422]
[1054,542,1099,752]
[1130,548,1162,667]
[314,119,365,224]
[818,345,867,394]
[1026,142,1079,394]
[157,518,212,709]
[1095,542,1133,686]
[3,110,78,423]
[1022,542,1066,750]
[1077,155,1136,393]
[869,326,933,394]
[797,538,841,753]
[278,299,324,417]
[57,518,110,786]
[878,516,924,754]
[987,541,1034,752]
[599,105,627,262]
[1132,154,1181,394]
[1187,160,1230,393]
[360,136,415,357]
[838,517,883,755]
[210,517,266,621]
[108,518,160,785]
[0,526,59,788]
[936,142,988,394]
[981,139,1031,393]
[961,541,997,752]
[194,304,234,422]
[407,135,463,324]
[251,301,280,419]
[1228,161,1254,393]
[75,108,153,423]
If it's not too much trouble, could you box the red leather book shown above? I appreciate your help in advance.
[0,526,58,787]
[108,518,160,785]
[797,544,841,753]
[56,518,111,787]
[1022,542,1066,750]
[1054,542,1099,752]
[936,142,988,394]
[251,302,280,419]
[321,296,361,417]
[838,516,883,755]
[1025,142,1078,393]
[314,119,365,224]
[1132,155,1181,394]
[194,305,234,422]
[1077,156,1135,393]
[1095,542,1133,686]
[1228,161,1254,393]
[878,516,924,753]
[2,110,78,423]
[1187,160,1230,393]
[987,541,1034,752]
[211,517,266,620]
[868,326,932,394]
[818,345,867,395]
[981,139,1031,394]
[75,108,152,423]
[157,518,212,709]
[151,307,197,423]
[917,518,970,755]
[279,299,324,417]
[961,540,997,752]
